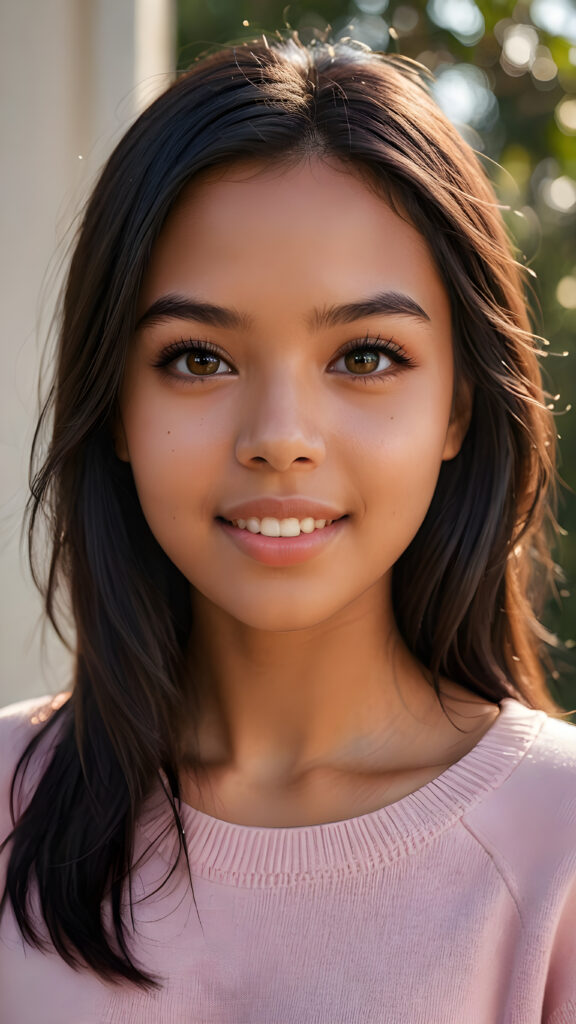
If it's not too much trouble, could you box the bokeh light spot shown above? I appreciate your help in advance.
[541,175,576,213]
[393,5,419,34]
[336,14,389,49]
[556,97,576,134]
[531,0,576,44]
[427,0,484,45]
[532,46,557,82]
[557,276,576,308]
[354,0,389,13]
[432,64,498,129]
[501,24,538,72]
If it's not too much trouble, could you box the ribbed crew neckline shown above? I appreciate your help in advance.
[138,698,547,887]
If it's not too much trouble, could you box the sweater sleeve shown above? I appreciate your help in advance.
[460,711,576,1024]
[538,715,576,1024]
[544,871,576,1024]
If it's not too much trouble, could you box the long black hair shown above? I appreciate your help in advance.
[0,33,562,987]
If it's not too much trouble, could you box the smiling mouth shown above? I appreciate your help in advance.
[216,515,347,537]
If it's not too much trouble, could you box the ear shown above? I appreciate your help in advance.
[442,377,473,461]
[112,414,130,463]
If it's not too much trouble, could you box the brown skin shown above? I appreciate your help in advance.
[117,157,499,826]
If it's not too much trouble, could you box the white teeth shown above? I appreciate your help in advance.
[300,517,316,534]
[261,517,281,537]
[230,515,335,536]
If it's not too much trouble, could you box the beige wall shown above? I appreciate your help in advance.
[0,0,175,707]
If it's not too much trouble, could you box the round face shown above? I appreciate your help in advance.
[118,157,469,632]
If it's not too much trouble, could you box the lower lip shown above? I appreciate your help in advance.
[217,517,348,566]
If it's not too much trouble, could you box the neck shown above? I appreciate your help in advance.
[179,580,485,788]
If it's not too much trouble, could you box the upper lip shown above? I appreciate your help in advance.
[219,498,347,522]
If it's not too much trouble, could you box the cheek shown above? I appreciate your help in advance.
[356,383,452,528]
[367,429,445,510]
[121,390,228,528]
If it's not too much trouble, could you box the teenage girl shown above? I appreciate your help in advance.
[1,35,575,1024]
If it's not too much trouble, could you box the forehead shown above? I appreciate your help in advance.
[139,156,449,329]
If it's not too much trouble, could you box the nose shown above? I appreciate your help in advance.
[234,371,327,472]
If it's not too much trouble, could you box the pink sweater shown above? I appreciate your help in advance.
[1,694,576,1024]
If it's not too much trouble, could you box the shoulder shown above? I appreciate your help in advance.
[463,703,576,885]
[532,708,576,757]
[0,693,70,842]
[509,709,576,807]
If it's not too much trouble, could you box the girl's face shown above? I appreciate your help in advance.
[118,158,469,631]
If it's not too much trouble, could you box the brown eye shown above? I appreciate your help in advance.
[185,351,221,375]
[343,350,381,374]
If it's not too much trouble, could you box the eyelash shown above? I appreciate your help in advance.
[152,334,415,385]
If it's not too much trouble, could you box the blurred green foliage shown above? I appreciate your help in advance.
[177,0,576,711]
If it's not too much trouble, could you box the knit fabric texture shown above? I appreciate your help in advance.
[1,695,576,1023]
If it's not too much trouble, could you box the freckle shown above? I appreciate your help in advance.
[167,430,171,435]
[170,448,175,453]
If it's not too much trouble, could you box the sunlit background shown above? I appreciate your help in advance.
[1,0,575,712]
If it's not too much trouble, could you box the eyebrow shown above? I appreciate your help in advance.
[136,290,430,332]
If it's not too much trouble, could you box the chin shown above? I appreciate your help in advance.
[237,604,340,633]
[194,586,349,633]
[254,614,336,633]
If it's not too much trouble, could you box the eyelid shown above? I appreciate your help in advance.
[333,334,408,362]
[152,333,413,380]
[328,335,414,385]
[152,337,235,375]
